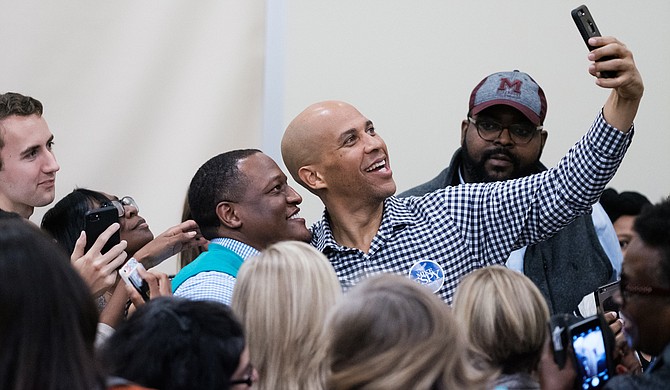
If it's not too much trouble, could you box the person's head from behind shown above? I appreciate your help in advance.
[326,273,488,390]
[618,197,670,356]
[452,266,549,378]
[232,240,342,389]
[460,71,548,183]
[188,149,310,249]
[100,297,255,390]
[0,218,101,390]
[0,92,60,218]
[281,101,396,204]
[600,188,652,256]
[41,188,153,255]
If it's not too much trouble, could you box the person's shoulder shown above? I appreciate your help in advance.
[398,180,440,197]
[0,209,22,219]
[398,148,462,198]
[173,271,235,305]
[398,164,457,198]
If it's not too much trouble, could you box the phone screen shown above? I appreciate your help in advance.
[571,323,610,389]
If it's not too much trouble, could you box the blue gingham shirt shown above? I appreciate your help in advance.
[173,238,259,305]
[311,112,633,304]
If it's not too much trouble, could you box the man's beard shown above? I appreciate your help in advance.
[460,143,533,183]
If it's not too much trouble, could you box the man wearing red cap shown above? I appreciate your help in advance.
[281,37,643,304]
[400,70,622,315]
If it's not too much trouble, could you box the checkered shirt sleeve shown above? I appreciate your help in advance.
[311,111,633,304]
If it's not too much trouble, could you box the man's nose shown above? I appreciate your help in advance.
[493,127,515,146]
[44,150,60,173]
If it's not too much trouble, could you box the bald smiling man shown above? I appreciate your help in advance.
[281,36,643,303]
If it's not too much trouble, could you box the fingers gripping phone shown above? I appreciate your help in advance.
[571,5,616,78]
[595,280,621,314]
[119,258,150,302]
[84,205,121,254]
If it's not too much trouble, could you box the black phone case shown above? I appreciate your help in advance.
[595,280,621,313]
[571,5,616,78]
[572,5,602,51]
[84,205,120,254]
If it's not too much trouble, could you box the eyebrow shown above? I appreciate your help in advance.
[19,135,54,158]
[20,145,40,158]
[337,121,374,143]
[262,174,285,191]
[338,128,357,143]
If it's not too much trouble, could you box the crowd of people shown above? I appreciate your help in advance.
[1,34,669,390]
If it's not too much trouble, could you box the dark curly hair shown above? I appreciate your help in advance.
[633,197,670,286]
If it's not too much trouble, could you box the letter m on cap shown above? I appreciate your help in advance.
[498,78,522,93]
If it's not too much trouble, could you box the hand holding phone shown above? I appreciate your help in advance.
[119,258,151,302]
[595,280,621,314]
[571,5,616,78]
[84,205,121,254]
[568,316,614,389]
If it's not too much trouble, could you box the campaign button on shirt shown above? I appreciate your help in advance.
[409,260,445,293]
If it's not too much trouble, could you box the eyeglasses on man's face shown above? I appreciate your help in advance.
[619,277,670,306]
[102,196,139,218]
[468,117,542,145]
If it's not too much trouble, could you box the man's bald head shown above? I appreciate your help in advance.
[281,101,363,189]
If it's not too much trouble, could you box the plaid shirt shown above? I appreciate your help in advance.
[311,112,633,304]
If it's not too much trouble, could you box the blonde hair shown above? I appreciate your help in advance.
[231,241,342,390]
[326,273,491,390]
[452,266,550,376]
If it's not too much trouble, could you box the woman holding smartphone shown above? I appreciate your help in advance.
[41,187,203,345]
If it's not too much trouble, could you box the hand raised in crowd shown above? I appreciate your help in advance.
[590,36,644,132]
[125,267,172,311]
[589,36,643,98]
[71,222,128,298]
[133,219,202,269]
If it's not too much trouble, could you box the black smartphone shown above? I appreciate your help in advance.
[84,205,120,254]
[569,316,612,389]
[571,4,616,78]
[119,258,150,302]
[595,280,621,314]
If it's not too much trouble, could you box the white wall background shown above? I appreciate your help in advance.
[1,1,266,274]
[3,1,668,273]
[281,0,670,226]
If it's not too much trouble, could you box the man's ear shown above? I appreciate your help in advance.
[460,119,470,146]
[535,130,549,161]
[216,201,242,229]
[539,129,548,152]
[298,165,327,190]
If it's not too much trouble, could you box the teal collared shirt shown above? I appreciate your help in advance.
[171,238,258,293]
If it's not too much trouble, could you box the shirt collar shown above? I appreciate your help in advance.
[311,197,416,252]
[458,166,467,185]
[209,237,260,259]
